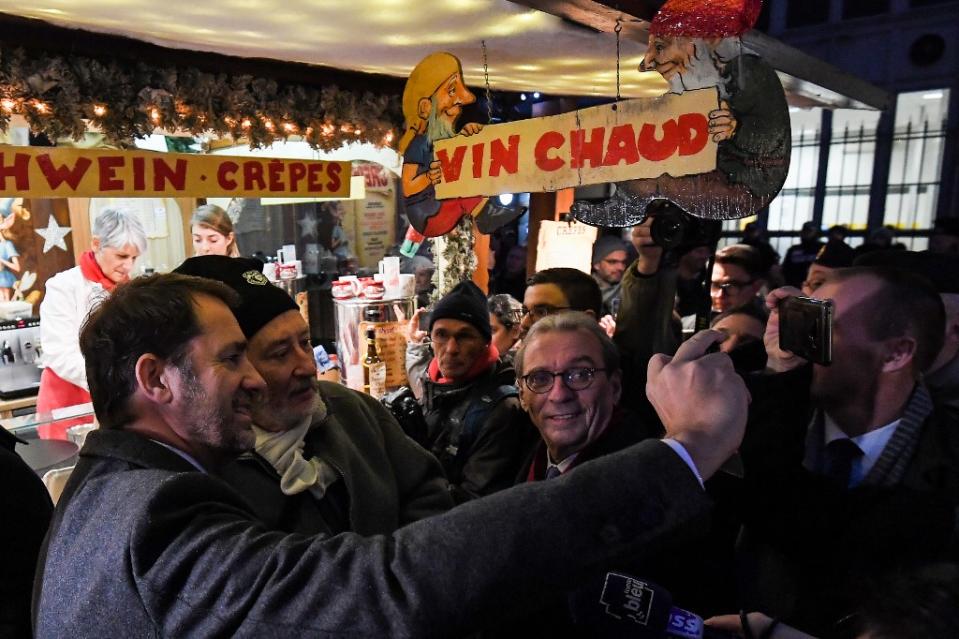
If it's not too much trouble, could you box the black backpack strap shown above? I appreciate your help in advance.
[441,384,518,478]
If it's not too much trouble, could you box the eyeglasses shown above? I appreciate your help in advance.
[711,280,754,295]
[520,367,607,394]
[521,304,571,320]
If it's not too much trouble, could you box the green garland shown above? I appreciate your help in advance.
[0,46,400,150]
[434,214,477,298]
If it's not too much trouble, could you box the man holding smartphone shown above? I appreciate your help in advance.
[732,266,959,638]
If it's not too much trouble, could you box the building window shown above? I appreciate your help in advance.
[883,89,951,250]
[821,108,881,235]
[843,0,890,19]
[786,0,830,28]
[763,107,823,256]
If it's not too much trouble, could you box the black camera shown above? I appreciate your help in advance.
[648,200,722,251]
[570,184,721,250]
[381,386,428,446]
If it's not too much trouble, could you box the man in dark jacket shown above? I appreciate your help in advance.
[33,272,750,637]
[175,256,453,535]
[415,280,536,503]
[1,428,53,638]
[736,267,959,637]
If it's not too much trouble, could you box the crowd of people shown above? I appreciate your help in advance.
[5,210,959,638]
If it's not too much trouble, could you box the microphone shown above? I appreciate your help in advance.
[570,571,737,638]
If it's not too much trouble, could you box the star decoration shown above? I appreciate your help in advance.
[35,215,72,253]
[298,212,319,238]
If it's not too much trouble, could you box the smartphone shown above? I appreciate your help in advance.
[779,295,833,365]
[418,310,431,332]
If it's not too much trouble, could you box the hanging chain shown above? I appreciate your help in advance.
[615,19,623,103]
[482,40,493,124]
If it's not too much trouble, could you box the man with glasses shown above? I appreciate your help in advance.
[516,311,660,482]
[411,281,537,503]
[520,267,604,337]
[498,311,728,635]
[711,244,768,314]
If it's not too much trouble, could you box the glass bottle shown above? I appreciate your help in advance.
[363,328,387,398]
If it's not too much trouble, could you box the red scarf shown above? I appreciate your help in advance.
[79,250,117,291]
[428,343,499,385]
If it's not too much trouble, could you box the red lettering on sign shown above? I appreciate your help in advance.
[489,135,520,177]
[217,161,239,189]
[0,153,30,191]
[436,145,467,183]
[570,127,606,169]
[603,124,640,167]
[35,154,91,190]
[289,162,307,192]
[132,157,146,190]
[677,113,709,157]
[98,156,124,191]
[153,158,187,191]
[326,163,342,192]
[638,120,679,162]
[534,131,565,171]
[307,163,324,192]
[472,144,484,179]
[243,161,266,191]
[267,160,285,192]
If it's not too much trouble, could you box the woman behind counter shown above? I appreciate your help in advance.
[36,209,147,438]
[191,204,239,257]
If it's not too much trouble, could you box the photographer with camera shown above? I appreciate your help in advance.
[614,202,721,412]
[732,266,959,637]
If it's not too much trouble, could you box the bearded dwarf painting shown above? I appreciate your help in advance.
[398,52,523,256]
[573,0,791,226]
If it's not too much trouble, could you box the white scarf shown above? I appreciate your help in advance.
[252,413,339,499]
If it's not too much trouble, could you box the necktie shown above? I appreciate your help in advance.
[544,465,562,480]
[822,438,863,487]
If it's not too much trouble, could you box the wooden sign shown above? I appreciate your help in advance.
[433,89,718,200]
[0,146,351,198]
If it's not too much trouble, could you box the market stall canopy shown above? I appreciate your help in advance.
[0,0,888,109]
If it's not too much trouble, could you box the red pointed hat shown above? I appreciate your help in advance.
[650,0,762,38]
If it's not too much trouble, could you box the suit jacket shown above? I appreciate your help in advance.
[34,428,709,638]
[736,366,959,637]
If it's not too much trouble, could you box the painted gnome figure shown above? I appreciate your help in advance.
[398,52,524,257]
[573,0,791,226]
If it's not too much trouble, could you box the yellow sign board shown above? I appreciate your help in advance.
[433,89,718,199]
[0,146,351,198]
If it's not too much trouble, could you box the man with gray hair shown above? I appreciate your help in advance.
[36,207,147,435]
[515,311,661,482]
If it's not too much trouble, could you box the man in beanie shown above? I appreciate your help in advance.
[174,256,453,535]
[412,280,537,503]
[591,234,629,316]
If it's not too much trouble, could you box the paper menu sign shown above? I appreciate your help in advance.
[535,220,598,274]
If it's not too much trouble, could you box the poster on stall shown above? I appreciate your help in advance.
[356,195,393,268]
[534,220,598,274]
